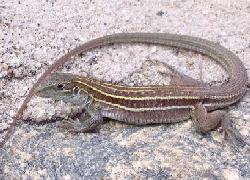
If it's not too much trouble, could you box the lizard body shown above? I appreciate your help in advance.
[1,33,249,147]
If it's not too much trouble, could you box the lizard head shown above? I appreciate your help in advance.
[36,73,82,102]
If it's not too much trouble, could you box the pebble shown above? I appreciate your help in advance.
[0,62,9,78]
[8,57,22,68]
[223,169,241,180]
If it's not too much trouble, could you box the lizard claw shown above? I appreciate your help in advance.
[222,128,248,148]
[219,115,249,150]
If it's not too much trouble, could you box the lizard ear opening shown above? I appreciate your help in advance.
[57,83,64,90]
[73,86,80,95]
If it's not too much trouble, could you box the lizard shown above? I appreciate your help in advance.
[0,33,249,148]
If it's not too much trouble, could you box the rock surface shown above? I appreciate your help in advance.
[1,0,250,179]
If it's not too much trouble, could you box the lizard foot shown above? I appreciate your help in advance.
[58,119,97,133]
[58,111,103,133]
[221,118,248,148]
[192,102,249,148]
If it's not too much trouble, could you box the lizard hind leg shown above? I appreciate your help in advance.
[192,102,248,148]
[158,62,206,87]
[139,60,206,87]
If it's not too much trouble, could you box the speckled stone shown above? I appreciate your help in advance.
[1,0,250,179]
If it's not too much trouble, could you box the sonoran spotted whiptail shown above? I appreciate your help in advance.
[1,33,249,147]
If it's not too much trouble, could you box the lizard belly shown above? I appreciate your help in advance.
[101,108,192,125]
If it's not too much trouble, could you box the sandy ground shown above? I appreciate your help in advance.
[1,0,250,179]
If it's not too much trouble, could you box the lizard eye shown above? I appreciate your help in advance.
[57,83,64,90]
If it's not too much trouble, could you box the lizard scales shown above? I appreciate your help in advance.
[1,33,249,147]
[37,33,248,131]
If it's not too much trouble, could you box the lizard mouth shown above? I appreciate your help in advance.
[35,86,54,98]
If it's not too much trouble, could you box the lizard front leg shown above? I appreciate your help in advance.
[192,102,247,147]
[59,96,104,133]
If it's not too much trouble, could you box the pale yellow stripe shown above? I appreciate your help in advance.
[75,80,200,100]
